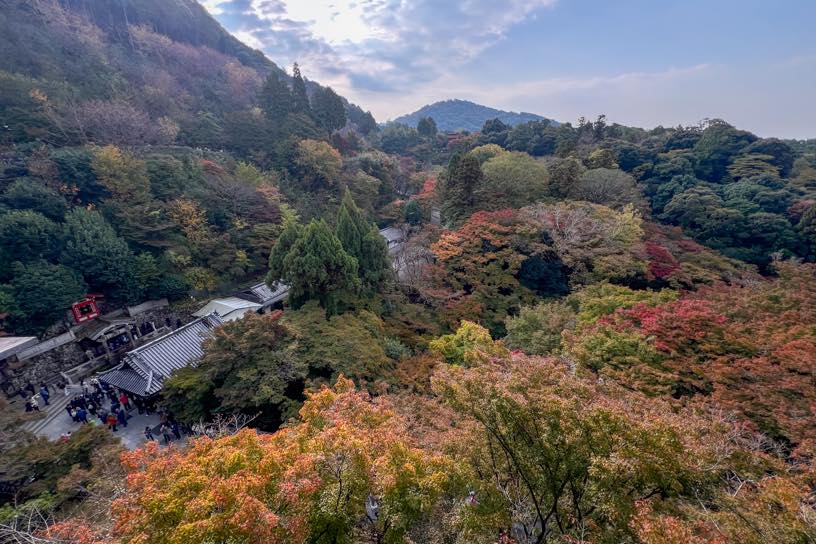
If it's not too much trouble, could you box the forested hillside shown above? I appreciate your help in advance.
[0,0,380,334]
[1,1,816,543]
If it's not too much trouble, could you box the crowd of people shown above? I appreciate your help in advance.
[54,378,187,446]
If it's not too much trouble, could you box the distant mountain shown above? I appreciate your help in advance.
[392,99,558,132]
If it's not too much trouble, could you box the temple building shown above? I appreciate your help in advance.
[98,314,223,399]
[192,281,289,322]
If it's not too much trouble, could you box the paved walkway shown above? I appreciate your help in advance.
[18,386,184,450]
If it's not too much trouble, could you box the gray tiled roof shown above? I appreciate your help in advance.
[235,281,290,305]
[98,314,223,396]
[379,226,405,245]
[99,367,148,396]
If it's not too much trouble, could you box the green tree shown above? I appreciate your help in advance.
[312,86,346,132]
[744,138,795,176]
[284,301,391,383]
[440,153,481,223]
[478,151,549,209]
[433,357,702,543]
[132,252,162,299]
[293,139,342,189]
[281,219,359,315]
[429,321,508,366]
[336,191,365,258]
[335,190,390,290]
[404,199,423,225]
[692,120,757,182]
[0,210,63,267]
[727,154,780,181]
[547,157,585,199]
[91,145,150,203]
[259,74,293,123]
[7,261,86,334]
[145,155,193,200]
[1,178,67,220]
[266,217,302,283]
[569,167,643,209]
[61,208,137,302]
[417,116,438,138]
[358,224,390,289]
[504,300,576,355]
[468,143,506,164]
[290,62,311,115]
[163,312,306,427]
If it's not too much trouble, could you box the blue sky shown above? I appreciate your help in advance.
[202,0,816,138]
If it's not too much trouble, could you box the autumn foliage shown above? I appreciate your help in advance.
[112,377,454,544]
[565,261,816,446]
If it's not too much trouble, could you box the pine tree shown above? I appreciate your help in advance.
[8,261,87,335]
[61,208,138,302]
[260,74,294,123]
[358,225,390,288]
[281,219,359,316]
[417,116,437,138]
[335,190,390,290]
[313,86,347,132]
[336,189,366,258]
[266,218,302,284]
[441,152,481,223]
[291,63,311,116]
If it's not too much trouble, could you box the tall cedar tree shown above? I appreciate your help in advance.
[441,152,481,223]
[313,86,347,132]
[336,190,390,290]
[290,63,311,116]
[62,208,137,303]
[266,218,302,283]
[259,74,293,123]
[7,261,87,335]
[281,219,359,315]
[417,116,438,138]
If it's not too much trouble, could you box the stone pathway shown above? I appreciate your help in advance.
[17,386,180,450]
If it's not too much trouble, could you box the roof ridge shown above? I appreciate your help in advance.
[128,314,219,355]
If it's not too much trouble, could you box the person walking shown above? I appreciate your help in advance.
[77,407,88,424]
[39,385,50,406]
[144,426,155,441]
[119,392,131,411]
[106,412,118,432]
[117,407,128,428]
[160,423,172,445]
[171,421,181,440]
[30,396,39,411]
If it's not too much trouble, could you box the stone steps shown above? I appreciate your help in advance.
[21,387,74,436]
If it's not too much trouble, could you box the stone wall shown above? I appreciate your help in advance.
[2,304,194,395]
[5,341,87,392]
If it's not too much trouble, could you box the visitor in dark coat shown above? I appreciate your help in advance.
[117,407,128,427]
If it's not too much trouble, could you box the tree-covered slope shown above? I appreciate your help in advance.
[57,0,275,72]
[392,99,558,132]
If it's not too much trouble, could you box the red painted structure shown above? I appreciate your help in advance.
[71,295,102,324]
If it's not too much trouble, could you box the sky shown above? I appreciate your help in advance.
[201,0,816,138]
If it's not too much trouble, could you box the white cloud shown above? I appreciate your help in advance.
[205,0,557,95]
[203,1,816,137]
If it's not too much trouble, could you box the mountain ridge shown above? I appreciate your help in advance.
[392,99,559,132]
